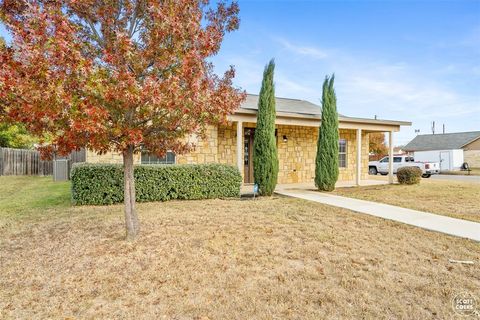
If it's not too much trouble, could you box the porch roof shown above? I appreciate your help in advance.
[233,94,411,131]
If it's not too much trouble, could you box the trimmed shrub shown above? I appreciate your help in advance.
[71,163,242,205]
[397,166,422,185]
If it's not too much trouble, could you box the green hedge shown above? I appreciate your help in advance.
[71,163,242,205]
[397,166,422,185]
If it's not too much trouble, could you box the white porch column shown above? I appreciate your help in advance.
[388,131,394,184]
[356,128,362,186]
[236,121,243,178]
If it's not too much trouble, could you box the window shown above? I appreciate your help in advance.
[339,139,347,168]
[393,157,402,163]
[380,157,389,163]
[141,151,176,164]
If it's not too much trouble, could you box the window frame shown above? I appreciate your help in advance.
[140,150,176,165]
[339,139,348,168]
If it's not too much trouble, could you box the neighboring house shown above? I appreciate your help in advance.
[404,131,480,171]
[86,94,411,185]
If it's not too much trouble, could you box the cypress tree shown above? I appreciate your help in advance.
[253,59,279,196]
[315,74,339,191]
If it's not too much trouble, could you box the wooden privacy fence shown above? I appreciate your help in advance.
[0,148,86,176]
[0,147,53,176]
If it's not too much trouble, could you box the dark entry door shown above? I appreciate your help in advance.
[244,128,255,183]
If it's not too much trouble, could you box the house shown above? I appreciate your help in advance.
[404,131,480,171]
[85,94,411,185]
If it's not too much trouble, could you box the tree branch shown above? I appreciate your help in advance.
[85,18,104,47]
[128,0,139,38]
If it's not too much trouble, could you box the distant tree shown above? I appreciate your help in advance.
[0,0,245,240]
[369,132,387,156]
[0,123,37,148]
[315,75,338,191]
[253,59,278,196]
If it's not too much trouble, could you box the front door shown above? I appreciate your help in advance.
[244,128,255,183]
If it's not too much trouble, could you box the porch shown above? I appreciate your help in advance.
[241,177,391,196]
[226,116,400,186]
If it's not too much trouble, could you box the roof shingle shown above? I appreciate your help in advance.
[240,94,331,116]
[404,131,480,151]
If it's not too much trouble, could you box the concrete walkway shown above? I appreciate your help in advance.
[275,188,480,242]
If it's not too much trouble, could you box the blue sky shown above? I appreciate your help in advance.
[210,0,480,145]
[1,0,479,146]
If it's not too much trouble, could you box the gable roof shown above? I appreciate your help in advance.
[404,131,480,151]
[240,94,331,116]
[235,93,411,128]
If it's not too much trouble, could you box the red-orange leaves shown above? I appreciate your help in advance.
[0,0,245,157]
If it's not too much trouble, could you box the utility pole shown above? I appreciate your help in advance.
[443,124,445,134]
[431,121,435,134]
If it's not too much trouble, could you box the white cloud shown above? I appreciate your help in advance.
[275,37,328,60]
[213,37,480,145]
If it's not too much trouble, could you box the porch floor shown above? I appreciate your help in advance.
[241,177,391,196]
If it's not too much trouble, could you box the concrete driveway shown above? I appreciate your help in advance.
[431,174,480,183]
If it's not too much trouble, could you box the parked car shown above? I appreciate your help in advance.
[369,155,440,178]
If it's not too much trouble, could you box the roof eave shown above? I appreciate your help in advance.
[234,108,412,127]
[460,136,480,148]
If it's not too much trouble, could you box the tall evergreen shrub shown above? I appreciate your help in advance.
[253,59,279,195]
[315,75,339,191]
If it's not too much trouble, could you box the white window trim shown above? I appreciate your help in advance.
[141,150,176,165]
[339,139,348,168]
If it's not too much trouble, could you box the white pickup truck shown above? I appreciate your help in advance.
[369,155,440,178]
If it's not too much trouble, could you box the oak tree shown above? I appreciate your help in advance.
[369,132,387,158]
[0,0,245,239]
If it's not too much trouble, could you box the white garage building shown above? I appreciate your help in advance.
[404,131,480,172]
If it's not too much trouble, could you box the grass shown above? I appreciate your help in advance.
[1,176,479,319]
[333,179,480,223]
[0,176,70,216]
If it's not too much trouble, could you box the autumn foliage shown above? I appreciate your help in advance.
[369,132,388,159]
[0,0,245,239]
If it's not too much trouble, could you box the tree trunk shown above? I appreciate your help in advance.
[123,145,139,240]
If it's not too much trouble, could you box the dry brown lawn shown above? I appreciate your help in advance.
[1,177,479,319]
[333,179,480,223]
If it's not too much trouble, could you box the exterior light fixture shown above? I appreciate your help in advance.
[283,135,288,142]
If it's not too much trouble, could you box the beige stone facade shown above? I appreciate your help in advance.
[85,149,141,164]
[87,123,370,184]
[464,150,480,168]
[176,126,219,165]
[463,138,480,168]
